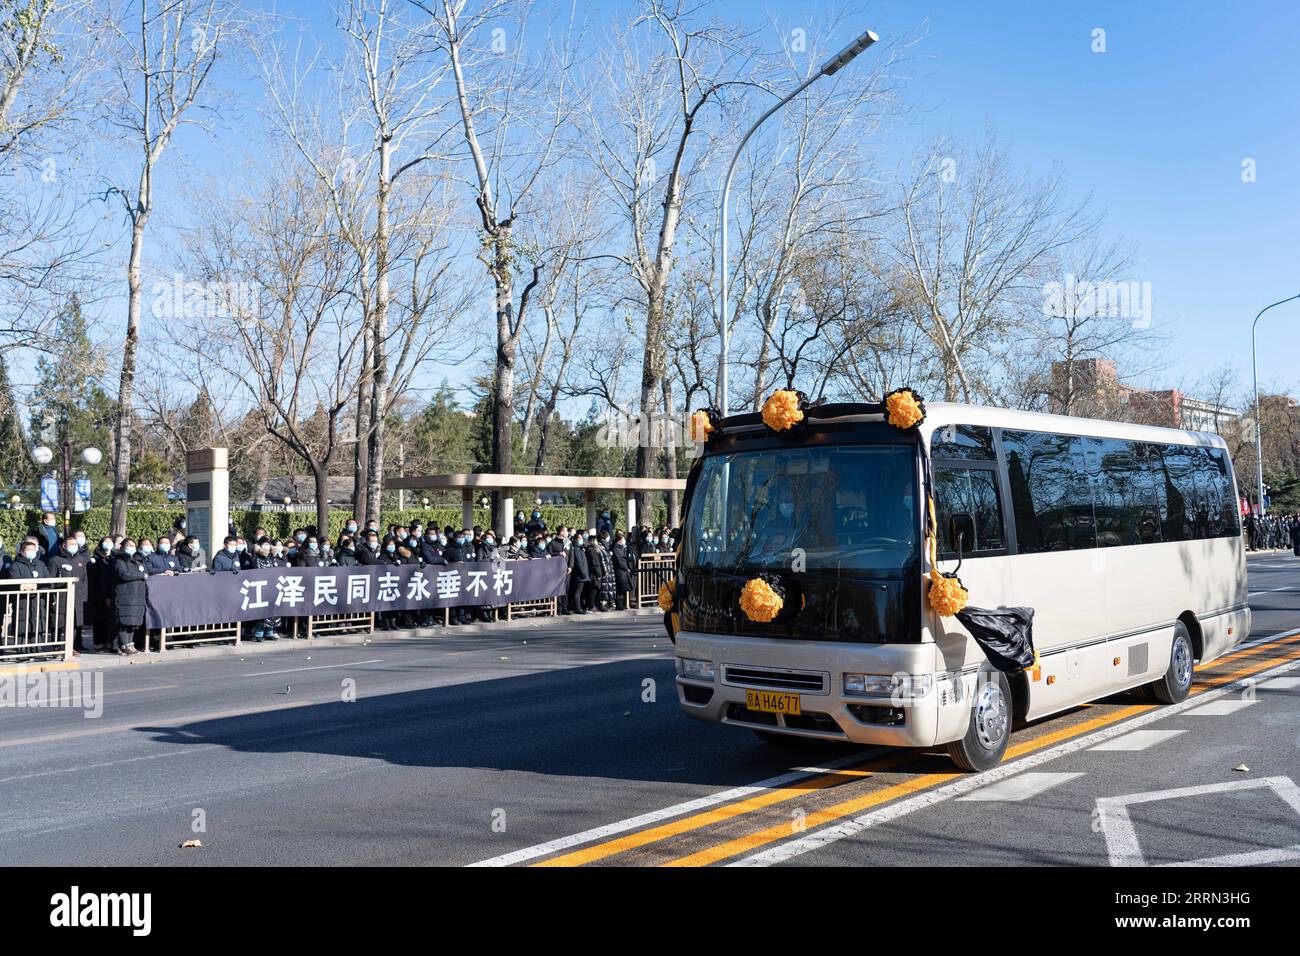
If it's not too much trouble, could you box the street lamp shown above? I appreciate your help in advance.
[716,28,878,416]
[31,435,102,536]
[1250,293,1300,514]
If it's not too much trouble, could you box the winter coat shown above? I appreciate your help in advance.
[612,543,634,592]
[569,543,591,582]
[211,549,243,574]
[47,546,89,628]
[111,553,149,628]
[145,552,182,576]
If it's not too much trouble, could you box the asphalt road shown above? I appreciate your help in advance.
[1,554,1296,867]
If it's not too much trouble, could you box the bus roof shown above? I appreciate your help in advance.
[712,400,1230,451]
[922,401,1231,450]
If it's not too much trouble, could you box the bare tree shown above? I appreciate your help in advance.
[102,0,234,535]
[889,133,1097,402]
[422,0,573,527]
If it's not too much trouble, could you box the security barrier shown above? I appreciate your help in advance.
[0,578,76,664]
[300,611,376,640]
[635,554,676,609]
[158,620,241,652]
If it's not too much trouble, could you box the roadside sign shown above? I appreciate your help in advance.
[74,478,91,513]
[39,475,59,511]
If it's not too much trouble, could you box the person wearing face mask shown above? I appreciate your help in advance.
[32,511,59,558]
[526,510,547,538]
[333,535,360,567]
[293,535,328,569]
[586,529,614,612]
[418,529,444,567]
[612,532,635,610]
[110,539,147,655]
[86,538,116,649]
[248,539,282,642]
[48,534,90,653]
[374,536,407,630]
[3,538,50,647]
[235,537,255,570]
[567,532,591,614]
[212,536,243,574]
[177,535,206,572]
[146,536,181,576]
[439,531,473,625]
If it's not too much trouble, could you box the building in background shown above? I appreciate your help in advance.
[1048,359,1240,434]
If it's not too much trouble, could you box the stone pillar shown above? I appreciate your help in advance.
[461,489,474,531]
[499,495,513,538]
[625,496,637,533]
[585,489,597,532]
[185,448,229,560]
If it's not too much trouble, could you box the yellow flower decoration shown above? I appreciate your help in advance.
[689,409,715,442]
[928,573,969,617]
[739,577,784,623]
[885,388,925,430]
[761,389,804,432]
[657,580,675,613]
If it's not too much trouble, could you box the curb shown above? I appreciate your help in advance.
[0,659,80,676]
[76,606,662,670]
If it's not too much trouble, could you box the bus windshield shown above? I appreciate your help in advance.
[683,444,920,576]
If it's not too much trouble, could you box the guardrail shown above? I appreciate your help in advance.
[0,578,76,664]
[634,553,676,609]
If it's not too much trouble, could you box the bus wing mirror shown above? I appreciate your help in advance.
[948,513,975,556]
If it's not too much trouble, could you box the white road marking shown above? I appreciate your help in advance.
[1183,699,1257,716]
[244,659,384,677]
[731,654,1300,867]
[1162,843,1300,867]
[1090,729,1187,752]
[1259,676,1300,690]
[467,749,886,867]
[1096,776,1300,867]
[1248,586,1299,595]
[957,771,1084,802]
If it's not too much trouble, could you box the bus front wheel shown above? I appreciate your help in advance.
[946,671,1011,772]
[1147,622,1194,704]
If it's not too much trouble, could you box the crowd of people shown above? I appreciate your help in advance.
[1,509,681,658]
[1243,512,1300,552]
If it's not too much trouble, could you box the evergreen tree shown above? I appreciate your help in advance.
[26,296,116,506]
[0,356,32,493]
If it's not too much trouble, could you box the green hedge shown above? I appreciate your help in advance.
[0,504,668,546]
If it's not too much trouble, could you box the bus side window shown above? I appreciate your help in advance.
[934,466,1006,555]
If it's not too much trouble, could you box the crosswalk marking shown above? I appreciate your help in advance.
[1090,729,1186,751]
[1184,699,1258,716]
[956,771,1084,802]
[1259,676,1300,690]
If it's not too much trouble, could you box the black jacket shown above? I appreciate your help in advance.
[111,553,149,627]
[4,551,48,580]
[569,543,590,582]
[612,543,634,591]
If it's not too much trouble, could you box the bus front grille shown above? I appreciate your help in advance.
[722,665,828,694]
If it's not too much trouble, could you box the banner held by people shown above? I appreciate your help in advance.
[145,556,569,629]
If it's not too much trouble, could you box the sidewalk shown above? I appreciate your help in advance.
[75,605,663,671]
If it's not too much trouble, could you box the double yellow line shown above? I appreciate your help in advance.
[535,633,1300,867]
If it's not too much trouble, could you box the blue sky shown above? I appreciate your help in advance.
[74,0,1299,413]
[793,0,1300,395]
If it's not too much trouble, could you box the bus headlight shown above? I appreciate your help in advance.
[679,658,715,682]
[844,673,933,700]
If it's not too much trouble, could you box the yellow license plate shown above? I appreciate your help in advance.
[745,690,801,715]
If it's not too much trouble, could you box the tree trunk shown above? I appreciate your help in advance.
[662,375,678,527]
[352,303,372,521]
[364,139,392,525]
[111,211,148,537]
[313,459,331,539]
[491,231,516,481]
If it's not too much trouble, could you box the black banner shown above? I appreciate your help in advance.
[144,557,568,628]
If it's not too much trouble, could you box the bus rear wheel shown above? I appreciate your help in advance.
[946,671,1011,772]
[1147,622,1194,704]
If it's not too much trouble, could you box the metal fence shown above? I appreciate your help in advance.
[634,553,676,609]
[0,578,76,664]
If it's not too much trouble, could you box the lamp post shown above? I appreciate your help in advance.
[1250,293,1300,514]
[716,28,878,416]
[31,416,102,537]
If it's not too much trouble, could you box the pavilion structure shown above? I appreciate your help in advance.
[383,473,687,535]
